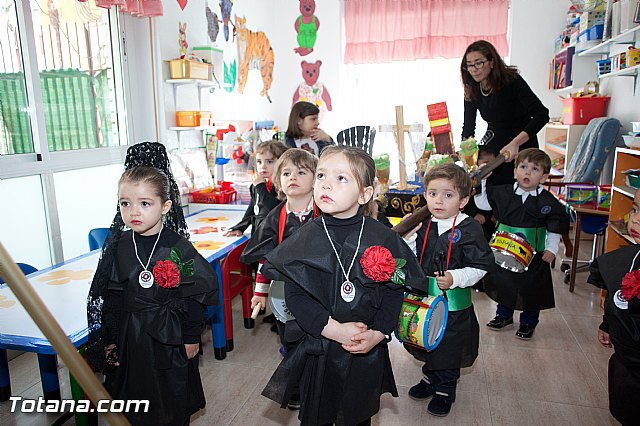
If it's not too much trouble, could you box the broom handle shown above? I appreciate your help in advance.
[0,241,130,426]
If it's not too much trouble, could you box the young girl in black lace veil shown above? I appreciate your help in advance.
[86,142,217,425]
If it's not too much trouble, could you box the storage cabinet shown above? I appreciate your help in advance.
[605,147,640,252]
[541,123,587,175]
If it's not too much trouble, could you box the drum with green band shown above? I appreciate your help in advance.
[495,223,546,252]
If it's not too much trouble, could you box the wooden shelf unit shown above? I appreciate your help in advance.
[541,123,586,175]
[605,147,640,252]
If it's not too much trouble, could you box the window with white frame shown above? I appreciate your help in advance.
[0,0,127,157]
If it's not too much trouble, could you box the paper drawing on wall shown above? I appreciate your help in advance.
[177,0,188,11]
[220,0,234,41]
[178,22,188,59]
[294,0,319,56]
[206,6,221,43]
[224,59,236,92]
[293,60,332,111]
[234,16,274,103]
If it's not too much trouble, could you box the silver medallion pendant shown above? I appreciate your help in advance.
[341,280,355,302]
[139,270,154,288]
[254,204,260,215]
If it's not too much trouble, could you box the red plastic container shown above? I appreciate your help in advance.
[561,96,610,125]
[191,186,237,204]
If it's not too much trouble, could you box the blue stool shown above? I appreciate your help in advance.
[88,228,111,251]
[560,215,608,284]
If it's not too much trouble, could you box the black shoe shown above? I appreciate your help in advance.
[515,324,536,340]
[486,315,514,330]
[287,395,301,411]
[427,395,452,417]
[262,313,276,324]
[270,323,278,333]
[408,378,435,400]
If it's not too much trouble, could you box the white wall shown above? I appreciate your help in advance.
[150,0,342,145]
[509,0,569,120]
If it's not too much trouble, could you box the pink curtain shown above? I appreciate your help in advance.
[78,0,163,17]
[344,0,509,64]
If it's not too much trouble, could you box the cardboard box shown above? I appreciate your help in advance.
[168,59,211,80]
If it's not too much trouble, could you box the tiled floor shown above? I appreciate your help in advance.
[0,236,618,425]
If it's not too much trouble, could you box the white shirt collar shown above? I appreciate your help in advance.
[432,213,469,235]
[513,183,543,197]
[286,197,314,216]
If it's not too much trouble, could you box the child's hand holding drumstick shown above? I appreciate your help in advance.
[251,295,267,319]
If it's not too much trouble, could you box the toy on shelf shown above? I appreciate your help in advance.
[179,22,188,59]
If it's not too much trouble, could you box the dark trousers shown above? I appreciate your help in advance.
[421,366,460,403]
[320,419,370,426]
[496,304,539,326]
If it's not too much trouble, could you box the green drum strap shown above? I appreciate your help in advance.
[496,223,546,252]
[428,276,472,311]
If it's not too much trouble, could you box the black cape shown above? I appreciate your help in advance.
[483,185,569,310]
[261,215,428,426]
[240,200,315,265]
[229,181,280,233]
[588,245,640,425]
[405,216,493,369]
[104,229,217,425]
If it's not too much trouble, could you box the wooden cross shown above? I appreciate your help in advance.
[394,105,411,189]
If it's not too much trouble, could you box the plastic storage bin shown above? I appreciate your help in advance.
[578,24,604,42]
[168,59,211,80]
[597,184,611,210]
[197,111,213,127]
[176,111,198,127]
[191,186,238,204]
[596,58,611,76]
[562,97,610,125]
[565,184,597,208]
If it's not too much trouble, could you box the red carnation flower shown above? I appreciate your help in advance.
[153,260,181,288]
[361,246,397,282]
[621,270,640,301]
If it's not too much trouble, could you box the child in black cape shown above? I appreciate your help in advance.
[260,146,428,426]
[402,163,494,416]
[587,188,640,426]
[224,140,289,236]
[87,143,217,425]
[240,148,318,409]
[475,148,569,339]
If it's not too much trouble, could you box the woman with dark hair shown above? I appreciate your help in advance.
[285,101,334,157]
[461,40,549,186]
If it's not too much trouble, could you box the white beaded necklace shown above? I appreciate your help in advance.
[322,216,365,303]
[480,84,491,97]
[132,227,163,288]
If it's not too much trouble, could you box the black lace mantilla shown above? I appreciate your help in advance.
[86,142,189,370]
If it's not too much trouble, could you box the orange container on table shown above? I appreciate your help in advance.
[176,111,198,127]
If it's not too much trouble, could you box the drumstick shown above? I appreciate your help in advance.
[251,304,262,320]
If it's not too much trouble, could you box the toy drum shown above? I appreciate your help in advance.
[268,280,295,323]
[490,231,535,273]
[396,294,448,351]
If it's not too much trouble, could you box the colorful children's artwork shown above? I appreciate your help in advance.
[193,226,219,234]
[294,0,319,56]
[37,269,94,286]
[192,240,226,251]
[178,22,188,59]
[196,217,227,223]
[235,16,274,103]
[220,0,234,42]
[292,60,332,111]
[224,59,236,92]
[177,0,188,11]
[0,295,16,309]
[206,6,220,43]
